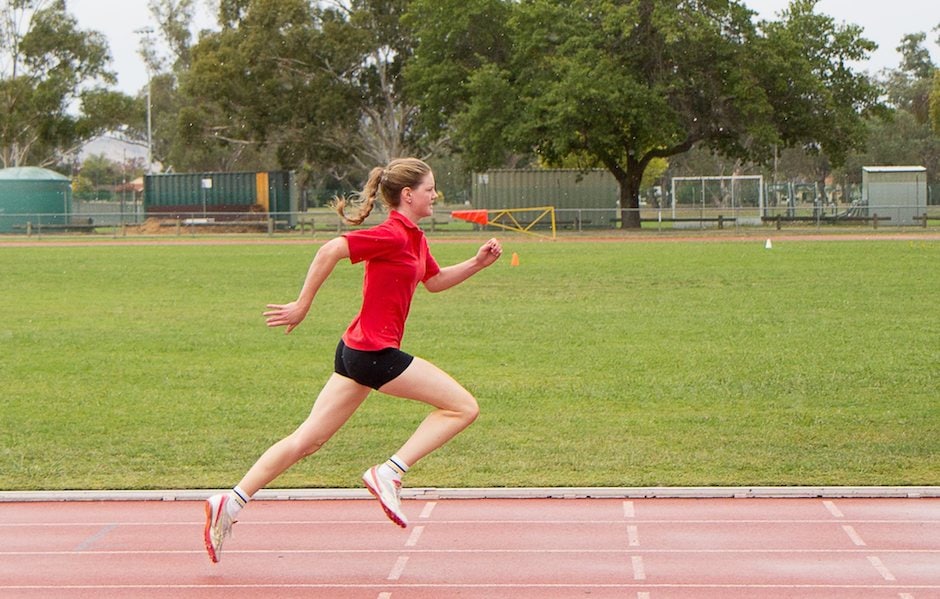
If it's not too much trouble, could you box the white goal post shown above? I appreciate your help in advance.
[670,175,764,220]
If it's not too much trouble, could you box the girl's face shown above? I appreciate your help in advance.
[401,172,437,220]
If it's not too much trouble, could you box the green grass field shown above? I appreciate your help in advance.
[1,236,937,491]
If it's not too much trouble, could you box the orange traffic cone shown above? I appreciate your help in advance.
[510,252,520,267]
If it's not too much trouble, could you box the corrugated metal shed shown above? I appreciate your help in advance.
[862,166,927,226]
[471,169,618,226]
[143,171,298,225]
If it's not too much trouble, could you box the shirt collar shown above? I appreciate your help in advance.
[389,210,420,231]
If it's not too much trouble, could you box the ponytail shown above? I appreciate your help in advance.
[333,167,383,225]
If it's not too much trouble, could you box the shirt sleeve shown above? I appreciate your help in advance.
[343,223,402,264]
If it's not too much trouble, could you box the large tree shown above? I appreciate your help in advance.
[181,0,426,182]
[406,0,881,228]
[0,0,135,168]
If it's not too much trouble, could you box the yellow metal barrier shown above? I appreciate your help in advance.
[452,206,555,239]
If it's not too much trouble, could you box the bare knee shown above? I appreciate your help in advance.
[284,431,327,460]
[455,394,480,425]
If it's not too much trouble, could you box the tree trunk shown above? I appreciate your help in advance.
[617,166,644,229]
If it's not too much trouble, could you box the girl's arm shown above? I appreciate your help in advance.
[424,238,502,293]
[263,236,350,334]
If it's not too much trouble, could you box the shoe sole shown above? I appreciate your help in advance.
[203,498,222,563]
[363,469,408,528]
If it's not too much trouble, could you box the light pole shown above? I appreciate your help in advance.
[135,27,155,175]
[146,74,153,175]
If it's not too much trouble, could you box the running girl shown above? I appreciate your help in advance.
[204,158,502,562]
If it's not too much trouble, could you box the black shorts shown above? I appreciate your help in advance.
[334,340,415,390]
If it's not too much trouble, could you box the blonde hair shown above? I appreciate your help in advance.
[333,158,432,225]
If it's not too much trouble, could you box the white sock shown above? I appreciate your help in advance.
[226,485,250,518]
[377,455,409,482]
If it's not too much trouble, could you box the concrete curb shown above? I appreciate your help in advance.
[1,486,937,502]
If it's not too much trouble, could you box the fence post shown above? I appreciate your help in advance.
[718,214,724,230]
[776,214,782,230]
[267,217,274,237]
[873,213,878,230]
[26,221,32,237]
[923,212,928,229]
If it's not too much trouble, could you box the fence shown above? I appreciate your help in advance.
[2,205,938,238]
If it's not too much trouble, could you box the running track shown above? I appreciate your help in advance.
[1,490,938,598]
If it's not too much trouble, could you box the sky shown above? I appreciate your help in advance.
[66,0,940,97]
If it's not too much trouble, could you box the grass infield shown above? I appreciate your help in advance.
[0,236,937,490]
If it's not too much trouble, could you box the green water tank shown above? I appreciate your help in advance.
[0,167,72,233]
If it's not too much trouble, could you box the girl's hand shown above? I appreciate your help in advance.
[476,238,503,267]
[263,301,309,334]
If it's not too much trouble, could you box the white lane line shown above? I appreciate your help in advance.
[4,548,939,556]
[377,593,392,599]
[631,556,646,580]
[73,524,117,552]
[824,501,844,518]
[5,517,937,526]
[842,525,866,546]
[637,593,651,599]
[387,556,409,581]
[623,501,635,518]
[405,526,424,547]
[419,502,436,519]
[898,594,915,599]
[627,525,640,547]
[867,556,896,581]
[3,583,940,590]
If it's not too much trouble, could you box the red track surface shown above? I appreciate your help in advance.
[1,497,937,598]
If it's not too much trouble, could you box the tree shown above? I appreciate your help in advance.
[346,0,428,168]
[402,0,513,147]
[932,69,940,135]
[406,0,881,228]
[881,32,936,124]
[0,0,135,167]
[849,27,940,184]
[180,0,429,183]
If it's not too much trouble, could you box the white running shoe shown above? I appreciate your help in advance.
[204,494,235,563]
[362,466,408,528]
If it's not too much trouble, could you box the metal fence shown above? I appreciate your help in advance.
[2,205,937,238]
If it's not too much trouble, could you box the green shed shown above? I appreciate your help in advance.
[0,167,72,233]
[144,170,299,226]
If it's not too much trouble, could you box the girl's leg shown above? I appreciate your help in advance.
[237,373,371,496]
[377,357,479,468]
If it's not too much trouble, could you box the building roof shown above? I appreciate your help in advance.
[862,166,927,173]
[0,167,70,181]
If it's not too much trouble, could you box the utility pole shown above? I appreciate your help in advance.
[135,27,156,175]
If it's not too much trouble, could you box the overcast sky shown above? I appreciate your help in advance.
[66,0,940,97]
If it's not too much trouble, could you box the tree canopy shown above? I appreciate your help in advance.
[177,0,426,184]
[406,0,882,227]
[0,0,135,168]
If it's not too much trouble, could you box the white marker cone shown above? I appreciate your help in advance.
[765,239,773,250]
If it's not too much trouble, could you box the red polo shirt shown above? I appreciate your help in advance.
[341,211,441,350]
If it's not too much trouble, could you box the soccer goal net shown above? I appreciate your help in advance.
[669,175,764,222]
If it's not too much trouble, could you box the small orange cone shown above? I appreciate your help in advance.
[510,252,520,267]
